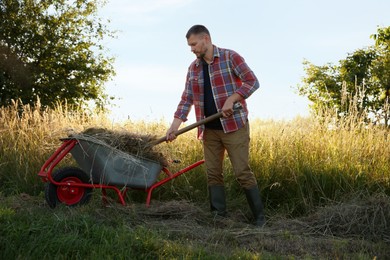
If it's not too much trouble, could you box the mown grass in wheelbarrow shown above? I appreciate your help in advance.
[78,127,169,166]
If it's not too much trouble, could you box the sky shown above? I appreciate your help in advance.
[98,0,390,124]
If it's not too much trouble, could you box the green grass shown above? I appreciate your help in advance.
[0,197,218,259]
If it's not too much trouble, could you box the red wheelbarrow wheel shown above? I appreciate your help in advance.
[45,167,92,208]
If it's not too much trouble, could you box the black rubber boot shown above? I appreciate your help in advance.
[208,185,227,217]
[244,186,265,227]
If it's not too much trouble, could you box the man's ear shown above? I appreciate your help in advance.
[204,34,211,43]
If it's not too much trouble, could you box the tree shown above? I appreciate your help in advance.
[0,0,115,109]
[370,26,390,126]
[297,26,390,127]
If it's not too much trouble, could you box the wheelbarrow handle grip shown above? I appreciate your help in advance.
[151,111,223,146]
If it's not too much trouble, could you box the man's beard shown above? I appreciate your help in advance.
[197,48,207,59]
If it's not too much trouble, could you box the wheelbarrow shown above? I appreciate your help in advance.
[38,110,225,208]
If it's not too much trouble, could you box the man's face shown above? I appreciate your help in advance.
[187,33,208,59]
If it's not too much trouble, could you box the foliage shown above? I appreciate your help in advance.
[0,0,115,110]
[371,26,390,125]
[297,26,390,126]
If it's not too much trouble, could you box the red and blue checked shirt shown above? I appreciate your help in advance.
[174,45,259,138]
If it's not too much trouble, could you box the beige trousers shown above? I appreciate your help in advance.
[203,123,257,189]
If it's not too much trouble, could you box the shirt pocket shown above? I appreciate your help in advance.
[189,76,201,94]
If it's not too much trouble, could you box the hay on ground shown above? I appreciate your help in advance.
[298,193,390,242]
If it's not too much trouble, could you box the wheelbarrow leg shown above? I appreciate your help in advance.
[145,188,154,207]
[120,188,128,204]
[101,187,126,206]
[145,160,205,207]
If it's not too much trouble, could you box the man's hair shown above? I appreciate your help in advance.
[186,25,210,39]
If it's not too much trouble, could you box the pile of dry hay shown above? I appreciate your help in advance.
[298,193,390,242]
[75,127,168,166]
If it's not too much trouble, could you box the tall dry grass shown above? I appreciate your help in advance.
[0,99,389,215]
[250,115,389,215]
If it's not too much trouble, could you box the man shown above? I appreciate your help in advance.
[166,25,265,227]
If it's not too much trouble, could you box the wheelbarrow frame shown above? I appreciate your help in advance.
[38,138,204,207]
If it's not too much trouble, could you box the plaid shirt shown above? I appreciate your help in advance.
[174,45,259,138]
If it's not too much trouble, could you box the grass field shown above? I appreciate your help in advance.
[1,100,389,258]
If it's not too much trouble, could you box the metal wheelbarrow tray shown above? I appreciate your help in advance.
[38,136,204,208]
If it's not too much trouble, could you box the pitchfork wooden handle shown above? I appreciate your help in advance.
[151,111,223,146]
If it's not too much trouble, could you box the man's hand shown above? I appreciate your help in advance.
[166,118,183,142]
[221,93,243,117]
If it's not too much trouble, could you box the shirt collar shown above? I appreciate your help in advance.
[195,45,219,67]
